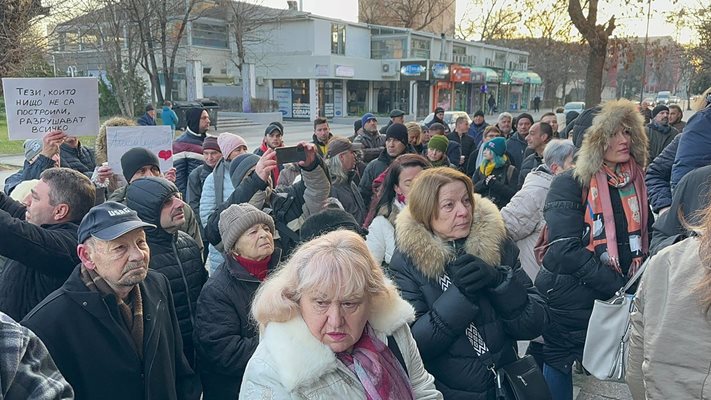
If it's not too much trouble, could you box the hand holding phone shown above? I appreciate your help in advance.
[275,145,306,164]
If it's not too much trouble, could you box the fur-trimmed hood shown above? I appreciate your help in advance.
[258,294,415,391]
[574,99,649,185]
[394,194,507,280]
[95,117,138,164]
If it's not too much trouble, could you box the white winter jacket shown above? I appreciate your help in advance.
[366,199,404,265]
[500,167,553,280]
[239,295,442,400]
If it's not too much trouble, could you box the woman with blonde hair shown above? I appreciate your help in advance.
[627,200,711,398]
[389,166,545,399]
[240,229,442,399]
[406,122,424,154]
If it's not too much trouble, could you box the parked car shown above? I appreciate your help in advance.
[420,111,471,132]
[563,102,586,115]
[656,91,671,105]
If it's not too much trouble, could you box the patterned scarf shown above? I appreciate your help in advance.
[336,324,414,400]
[80,265,144,358]
[584,161,648,277]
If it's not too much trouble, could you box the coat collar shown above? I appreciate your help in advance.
[260,294,414,391]
[395,194,507,280]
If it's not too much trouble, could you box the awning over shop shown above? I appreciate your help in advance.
[470,67,499,83]
[507,70,542,85]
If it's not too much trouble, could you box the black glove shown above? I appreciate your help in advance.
[447,254,505,302]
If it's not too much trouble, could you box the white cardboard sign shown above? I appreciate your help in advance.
[106,126,174,177]
[2,77,100,140]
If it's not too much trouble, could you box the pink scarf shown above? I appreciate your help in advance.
[336,324,414,400]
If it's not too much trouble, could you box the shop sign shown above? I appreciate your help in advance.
[274,88,292,118]
[335,65,355,78]
[333,89,343,117]
[431,63,450,80]
[400,63,427,79]
[315,64,329,77]
[450,66,471,82]
[292,103,310,118]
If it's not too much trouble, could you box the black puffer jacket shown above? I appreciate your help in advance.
[126,177,208,367]
[194,250,280,399]
[472,161,518,209]
[0,191,81,321]
[534,171,630,372]
[389,194,545,400]
[187,163,214,229]
[60,142,96,176]
[645,133,680,213]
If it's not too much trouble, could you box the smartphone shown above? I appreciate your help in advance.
[275,145,306,164]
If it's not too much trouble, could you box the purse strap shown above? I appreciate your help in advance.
[618,258,650,295]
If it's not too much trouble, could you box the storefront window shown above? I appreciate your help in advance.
[273,80,310,119]
[410,38,430,59]
[373,81,409,115]
[347,81,368,116]
[318,80,344,118]
[416,81,430,118]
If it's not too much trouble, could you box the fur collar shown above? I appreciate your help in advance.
[260,295,414,391]
[395,194,507,280]
[574,99,649,185]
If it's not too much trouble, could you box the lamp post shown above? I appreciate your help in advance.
[640,0,652,102]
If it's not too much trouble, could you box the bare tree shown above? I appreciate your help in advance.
[457,0,521,42]
[0,0,50,79]
[359,0,456,33]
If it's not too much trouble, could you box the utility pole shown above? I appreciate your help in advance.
[640,0,652,102]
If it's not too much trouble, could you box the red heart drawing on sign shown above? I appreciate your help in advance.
[158,150,172,161]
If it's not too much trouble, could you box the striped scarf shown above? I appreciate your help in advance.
[80,265,144,358]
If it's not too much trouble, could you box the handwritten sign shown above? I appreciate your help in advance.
[106,126,174,177]
[2,77,100,140]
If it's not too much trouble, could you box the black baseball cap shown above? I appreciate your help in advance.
[77,202,155,244]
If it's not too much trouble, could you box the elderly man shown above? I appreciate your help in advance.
[668,104,686,133]
[0,168,95,321]
[137,104,157,126]
[467,110,489,146]
[647,105,680,163]
[354,113,386,163]
[126,177,207,368]
[379,109,405,135]
[506,113,533,168]
[495,112,514,138]
[324,136,366,224]
[22,202,201,400]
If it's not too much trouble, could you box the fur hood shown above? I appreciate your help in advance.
[259,294,415,391]
[395,194,507,280]
[95,117,138,164]
[574,99,649,185]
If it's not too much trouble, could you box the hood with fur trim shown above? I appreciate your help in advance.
[258,294,415,391]
[395,194,507,280]
[574,99,649,185]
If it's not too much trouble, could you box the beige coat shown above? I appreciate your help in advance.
[239,295,442,400]
[500,168,553,280]
[626,238,711,399]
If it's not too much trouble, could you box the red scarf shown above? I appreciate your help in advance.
[235,255,271,281]
[584,161,648,277]
[336,324,414,400]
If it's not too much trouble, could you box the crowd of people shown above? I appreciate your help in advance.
[1,89,711,400]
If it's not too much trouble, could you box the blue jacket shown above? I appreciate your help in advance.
[671,106,711,190]
[137,113,156,126]
[645,133,680,213]
[3,156,56,195]
[467,122,489,146]
[506,132,528,168]
[162,106,179,130]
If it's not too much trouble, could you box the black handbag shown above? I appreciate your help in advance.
[497,355,552,400]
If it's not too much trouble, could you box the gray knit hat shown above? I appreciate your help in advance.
[219,203,275,252]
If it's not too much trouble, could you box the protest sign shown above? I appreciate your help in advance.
[2,77,100,140]
[106,126,174,177]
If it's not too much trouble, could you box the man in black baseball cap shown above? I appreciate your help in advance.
[379,109,406,135]
[22,200,201,400]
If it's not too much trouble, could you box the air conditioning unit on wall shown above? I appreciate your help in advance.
[382,61,398,77]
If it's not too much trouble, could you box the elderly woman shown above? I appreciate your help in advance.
[535,99,649,400]
[239,230,442,399]
[194,203,280,399]
[389,167,546,399]
[366,154,430,267]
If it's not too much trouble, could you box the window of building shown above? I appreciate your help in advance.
[192,22,229,49]
[371,37,407,59]
[410,38,430,58]
[453,45,466,55]
[495,52,506,69]
[331,24,346,55]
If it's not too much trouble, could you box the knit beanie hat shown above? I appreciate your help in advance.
[203,136,221,153]
[219,203,275,253]
[652,104,669,119]
[517,113,534,125]
[186,108,206,135]
[121,147,160,182]
[229,153,260,187]
[299,208,367,241]
[23,139,42,162]
[428,135,449,153]
[473,110,485,118]
[217,132,247,156]
[385,123,409,147]
[361,113,377,128]
[484,137,506,157]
